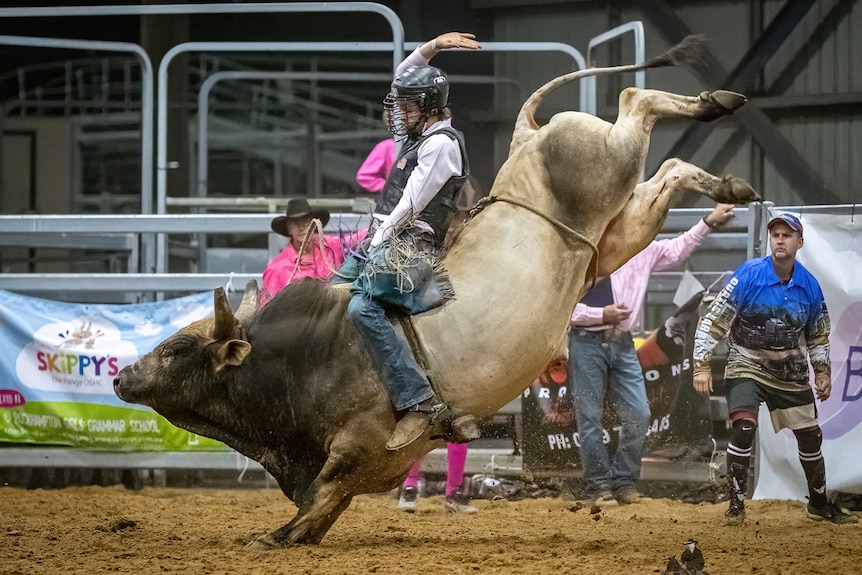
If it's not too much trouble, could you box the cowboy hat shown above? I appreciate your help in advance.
[270,198,330,237]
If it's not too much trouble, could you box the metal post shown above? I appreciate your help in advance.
[0,35,155,275]
[586,21,646,116]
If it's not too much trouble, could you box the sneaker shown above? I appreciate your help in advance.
[397,487,418,513]
[724,495,745,524]
[806,501,858,525]
[444,491,477,514]
[614,486,641,505]
[588,490,618,508]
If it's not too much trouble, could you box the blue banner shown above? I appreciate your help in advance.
[0,290,227,451]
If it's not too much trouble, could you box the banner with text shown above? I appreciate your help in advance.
[754,211,862,499]
[0,289,228,451]
[522,292,713,473]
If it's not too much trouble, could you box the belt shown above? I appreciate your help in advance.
[572,327,630,344]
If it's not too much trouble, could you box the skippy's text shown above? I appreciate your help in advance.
[36,351,120,377]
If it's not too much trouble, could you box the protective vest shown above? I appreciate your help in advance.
[374,127,470,243]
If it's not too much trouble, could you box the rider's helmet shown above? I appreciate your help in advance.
[384,65,449,137]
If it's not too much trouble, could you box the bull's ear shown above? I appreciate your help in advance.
[213,287,236,340]
[214,339,252,373]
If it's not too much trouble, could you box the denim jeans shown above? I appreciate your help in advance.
[348,294,434,411]
[568,328,650,495]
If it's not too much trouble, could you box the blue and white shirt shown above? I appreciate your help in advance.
[693,255,830,392]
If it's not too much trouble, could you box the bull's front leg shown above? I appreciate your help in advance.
[246,421,412,548]
[594,159,758,277]
[247,468,355,548]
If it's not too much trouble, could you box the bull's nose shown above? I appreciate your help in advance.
[113,374,124,398]
[113,367,132,398]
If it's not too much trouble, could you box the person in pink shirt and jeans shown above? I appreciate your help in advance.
[569,203,735,506]
[261,198,365,306]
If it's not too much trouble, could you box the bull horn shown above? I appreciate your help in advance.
[234,280,259,325]
[213,287,235,340]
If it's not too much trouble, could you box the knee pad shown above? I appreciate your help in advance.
[729,418,757,451]
[793,426,823,455]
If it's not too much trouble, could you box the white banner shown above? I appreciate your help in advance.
[754,210,862,499]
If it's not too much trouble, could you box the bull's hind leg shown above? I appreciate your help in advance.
[594,159,759,277]
[642,158,759,205]
[616,87,746,130]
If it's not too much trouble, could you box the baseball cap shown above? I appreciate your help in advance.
[766,213,803,236]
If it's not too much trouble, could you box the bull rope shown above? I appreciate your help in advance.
[469,195,600,285]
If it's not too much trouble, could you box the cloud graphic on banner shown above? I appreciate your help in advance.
[135,318,163,337]
[170,302,211,328]
[131,300,210,338]
[819,301,862,439]
[15,316,139,396]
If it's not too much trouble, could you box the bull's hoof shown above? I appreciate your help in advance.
[245,534,282,551]
[446,414,481,443]
[696,90,747,121]
[709,90,746,112]
[716,175,760,204]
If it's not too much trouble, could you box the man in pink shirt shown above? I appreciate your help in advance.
[569,203,735,506]
[261,198,365,306]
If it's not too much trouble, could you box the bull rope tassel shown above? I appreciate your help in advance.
[285,218,327,286]
[382,232,425,294]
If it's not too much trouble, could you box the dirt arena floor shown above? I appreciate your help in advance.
[2,484,860,575]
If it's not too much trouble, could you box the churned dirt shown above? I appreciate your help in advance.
[1,485,859,575]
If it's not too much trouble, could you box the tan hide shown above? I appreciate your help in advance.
[411,56,758,419]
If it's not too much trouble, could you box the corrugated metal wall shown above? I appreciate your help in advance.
[760,0,862,205]
[484,0,861,206]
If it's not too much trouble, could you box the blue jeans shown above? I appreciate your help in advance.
[568,329,650,495]
[348,294,434,411]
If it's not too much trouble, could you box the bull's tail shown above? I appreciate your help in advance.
[514,34,708,133]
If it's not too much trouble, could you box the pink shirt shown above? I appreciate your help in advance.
[261,231,365,306]
[571,219,711,335]
[356,139,395,193]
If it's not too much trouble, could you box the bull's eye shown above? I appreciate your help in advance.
[152,334,201,371]
[161,334,198,355]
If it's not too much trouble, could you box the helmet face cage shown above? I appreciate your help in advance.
[383,65,449,138]
[384,90,428,137]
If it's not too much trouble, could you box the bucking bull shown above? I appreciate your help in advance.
[114,36,759,547]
